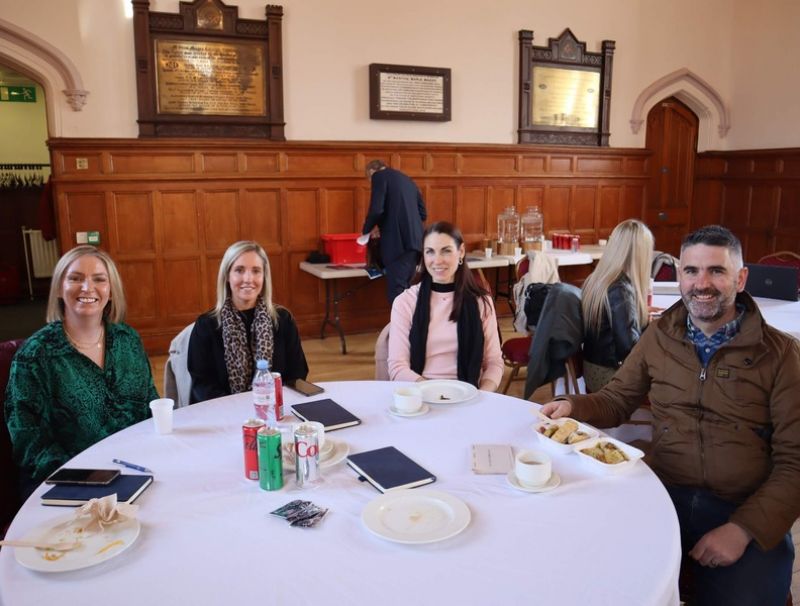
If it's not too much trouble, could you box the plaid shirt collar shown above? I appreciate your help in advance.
[686,303,746,366]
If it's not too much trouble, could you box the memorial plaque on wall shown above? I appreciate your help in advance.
[517,29,614,146]
[369,63,451,122]
[132,0,285,138]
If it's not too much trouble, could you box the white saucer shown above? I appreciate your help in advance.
[388,403,430,418]
[506,471,561,493]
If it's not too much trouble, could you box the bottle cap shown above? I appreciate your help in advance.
[256,359,269,370]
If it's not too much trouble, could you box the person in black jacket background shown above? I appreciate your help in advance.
[581,219,654,392]
[361,159,427,303]
[187,241,308,404]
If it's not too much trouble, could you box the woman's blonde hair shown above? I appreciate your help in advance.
[46,245,126,323]
[213,240,277,325]
[582,219,654,335]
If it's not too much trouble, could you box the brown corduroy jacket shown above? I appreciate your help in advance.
[566,292,800,550]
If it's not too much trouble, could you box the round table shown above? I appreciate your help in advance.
[0,382,681,605]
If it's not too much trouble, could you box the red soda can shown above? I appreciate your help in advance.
[243,418,265,480]
[272,372,284,420]
[556,233,564,249]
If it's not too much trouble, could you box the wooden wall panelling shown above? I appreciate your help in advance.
[775,184,800,251]
[48,140,653,352]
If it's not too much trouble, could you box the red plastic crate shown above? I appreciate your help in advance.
[321,233,366,264]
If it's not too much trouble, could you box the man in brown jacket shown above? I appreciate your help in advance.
[542,225,800,606]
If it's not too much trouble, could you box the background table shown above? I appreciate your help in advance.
[300,257,510,354]
[1,382,680,606]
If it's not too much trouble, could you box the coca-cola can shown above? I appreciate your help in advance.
[243,418,265,480]
[294,423,320,487]
[272,372,283,420]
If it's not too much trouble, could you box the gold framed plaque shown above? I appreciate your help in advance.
[155,40,266,116]
[132,0,285,139]
[531,66,600,128]
[518,29,615,146]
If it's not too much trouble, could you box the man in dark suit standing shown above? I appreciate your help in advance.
[361,159,427,303]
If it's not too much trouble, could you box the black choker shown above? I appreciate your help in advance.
[431,282,456,293]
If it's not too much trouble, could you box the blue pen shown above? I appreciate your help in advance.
[113,459,153,473]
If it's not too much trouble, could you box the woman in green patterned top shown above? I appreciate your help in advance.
[5,245,157,495]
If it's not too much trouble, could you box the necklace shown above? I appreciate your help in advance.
[65,326,105,350]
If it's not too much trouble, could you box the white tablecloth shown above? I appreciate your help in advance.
[0,382,680,606]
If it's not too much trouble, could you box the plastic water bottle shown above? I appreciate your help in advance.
[252,359,277,427]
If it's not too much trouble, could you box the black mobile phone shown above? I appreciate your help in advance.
[290,379,325,397]
[44,468,120,485]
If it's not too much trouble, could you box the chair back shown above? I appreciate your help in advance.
[164,323,194,407]
[523,283,583,399]
[1,339,25,535]
[374,324,391,380]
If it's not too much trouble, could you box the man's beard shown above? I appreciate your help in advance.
[681,288,731,323]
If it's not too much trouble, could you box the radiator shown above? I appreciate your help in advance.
[22,228,59,278]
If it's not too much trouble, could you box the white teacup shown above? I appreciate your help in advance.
[514,450,552,487]
[393,386,423,413]
[149,398,174,434]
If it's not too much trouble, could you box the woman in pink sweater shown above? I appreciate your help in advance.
[388,222,504,391]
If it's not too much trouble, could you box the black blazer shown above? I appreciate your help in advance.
[361,167,427,265]
[187,307,309,404]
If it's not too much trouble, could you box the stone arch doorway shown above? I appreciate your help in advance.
[643,97,699,256]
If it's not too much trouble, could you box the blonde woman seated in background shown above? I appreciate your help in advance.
[581,219,654,392]
[388,222,504,391]
[5,246,157,495]
[188,241,308,403]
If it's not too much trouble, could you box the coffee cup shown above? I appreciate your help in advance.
[484,247,493,259]
[514,449,551,487]
[393,386,423,413]
[149,398,174,434]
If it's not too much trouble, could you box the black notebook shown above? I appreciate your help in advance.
[346,446,436,493]
[291,398,361,431]
[40,474,154,507]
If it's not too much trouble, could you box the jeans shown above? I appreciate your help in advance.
[666,484,794,606]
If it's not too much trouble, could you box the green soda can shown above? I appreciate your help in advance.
[257,427,284,491]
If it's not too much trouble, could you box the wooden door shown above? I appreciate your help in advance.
[644,97,699,255]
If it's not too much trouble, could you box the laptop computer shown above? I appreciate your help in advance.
[744,264,799,301]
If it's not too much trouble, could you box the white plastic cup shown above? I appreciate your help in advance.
[513,246,523,257]
[484,247,493,259]
[598,239,608,246]
[393,386,423,413]
[149,398,174,434]
[515,450,551,487]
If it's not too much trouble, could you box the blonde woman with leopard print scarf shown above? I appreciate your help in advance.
[187,241,309,404]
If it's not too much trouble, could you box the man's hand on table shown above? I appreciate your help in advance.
[539,399,573,419]
[689,522,751,568]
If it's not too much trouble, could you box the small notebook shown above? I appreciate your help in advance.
[291,398,361,431]
[40,474,154,507]
[346,446,436,493]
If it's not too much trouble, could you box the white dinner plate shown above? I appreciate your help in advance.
[506,471,561,493]
[283,439,349,470]
[361,489,471,544]
[14,512,140,573]
[419,380,478,404]
[388,403,430,418]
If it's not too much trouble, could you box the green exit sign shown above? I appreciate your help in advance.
[0,86,36,103]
